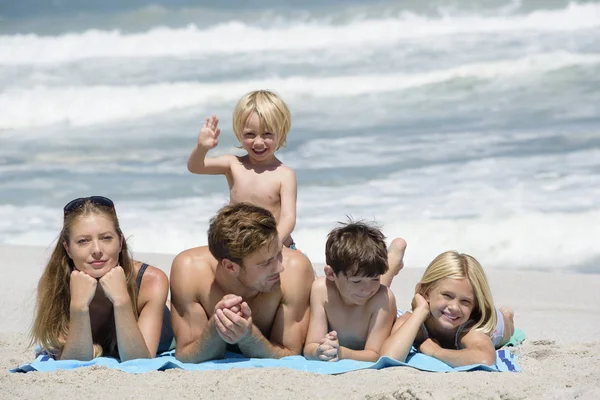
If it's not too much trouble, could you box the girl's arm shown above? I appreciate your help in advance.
[380,294,429,362]
[277,167,297,245]
[419,329,496,367]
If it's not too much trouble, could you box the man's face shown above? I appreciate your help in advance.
[238,238,284,293]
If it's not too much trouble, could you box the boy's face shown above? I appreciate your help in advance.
[327,267,381,305]
[241,112,279,164]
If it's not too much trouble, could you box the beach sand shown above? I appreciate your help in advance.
[1,244,599,399]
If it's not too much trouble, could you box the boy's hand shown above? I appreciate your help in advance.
[198,115,221,150]
[317,330,339,362]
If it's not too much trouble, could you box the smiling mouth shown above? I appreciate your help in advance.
[252,148,267,155]
[442,312,460,322]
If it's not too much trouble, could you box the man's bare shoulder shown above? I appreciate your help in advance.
[280,248,315,294]
[171,246,216,280]
[282,247,314,276]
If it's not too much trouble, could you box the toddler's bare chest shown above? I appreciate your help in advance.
[230,174,281,206]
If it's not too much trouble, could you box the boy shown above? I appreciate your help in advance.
[187,90,298,248]
[303,220,397,362]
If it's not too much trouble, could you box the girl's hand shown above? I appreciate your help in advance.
[69,270,97,311]
[99,266,130,306]
[411,293,429,313]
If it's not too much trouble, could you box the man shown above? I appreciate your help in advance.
[170,202,315,362]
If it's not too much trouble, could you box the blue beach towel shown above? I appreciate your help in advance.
[10,340,522,374]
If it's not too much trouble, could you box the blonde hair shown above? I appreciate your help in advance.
[30,200,138,357]
[232,90,291,149]
[418,251,497,336]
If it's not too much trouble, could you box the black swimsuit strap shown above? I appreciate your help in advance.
[136,263,149,295]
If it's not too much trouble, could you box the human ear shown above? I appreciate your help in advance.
[324,265,337,281]
[222,258,241,275]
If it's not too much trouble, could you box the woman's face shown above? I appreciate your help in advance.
[64,213,122,279]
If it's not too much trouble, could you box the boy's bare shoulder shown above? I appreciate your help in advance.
[368,284,396,310]
[311,276,328,293]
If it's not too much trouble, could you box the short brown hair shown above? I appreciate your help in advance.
[325,220,388,277]
[208,203,279,265]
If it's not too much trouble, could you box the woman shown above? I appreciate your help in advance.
[31,196,174,361]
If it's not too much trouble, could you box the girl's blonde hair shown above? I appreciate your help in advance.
[232,90,291,149]
[30,200,138,357]
[418,251,497,336]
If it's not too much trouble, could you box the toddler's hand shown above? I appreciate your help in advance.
[198,115,221,150]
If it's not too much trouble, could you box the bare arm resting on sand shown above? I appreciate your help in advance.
[419,329,496,367]
[59,271,96,360]
[170,254,228,363]
[130,262,170,358]
[380,295,431,363]
[60,267,158,361]
[338,288,396,362]
[304,281,396,362]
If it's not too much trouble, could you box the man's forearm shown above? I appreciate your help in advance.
[176,318,227,363]
[237,325,298,359]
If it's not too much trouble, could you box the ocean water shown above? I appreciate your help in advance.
[1,0,599,272]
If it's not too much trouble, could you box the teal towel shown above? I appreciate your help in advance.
[10,348,521,374]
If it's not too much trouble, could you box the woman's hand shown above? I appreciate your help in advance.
[99,266,130,306]
[69,270,97,311]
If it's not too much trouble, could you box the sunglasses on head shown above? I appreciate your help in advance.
[63,196,115,217]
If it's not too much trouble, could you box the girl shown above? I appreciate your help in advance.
[381,250,514,367]
[30,196,174,361]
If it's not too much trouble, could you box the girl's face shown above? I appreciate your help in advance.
[426,278,475,331]
[64,214,122,279]
[240,112,279,164]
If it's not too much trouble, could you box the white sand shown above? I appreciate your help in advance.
[1,244,600,399]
